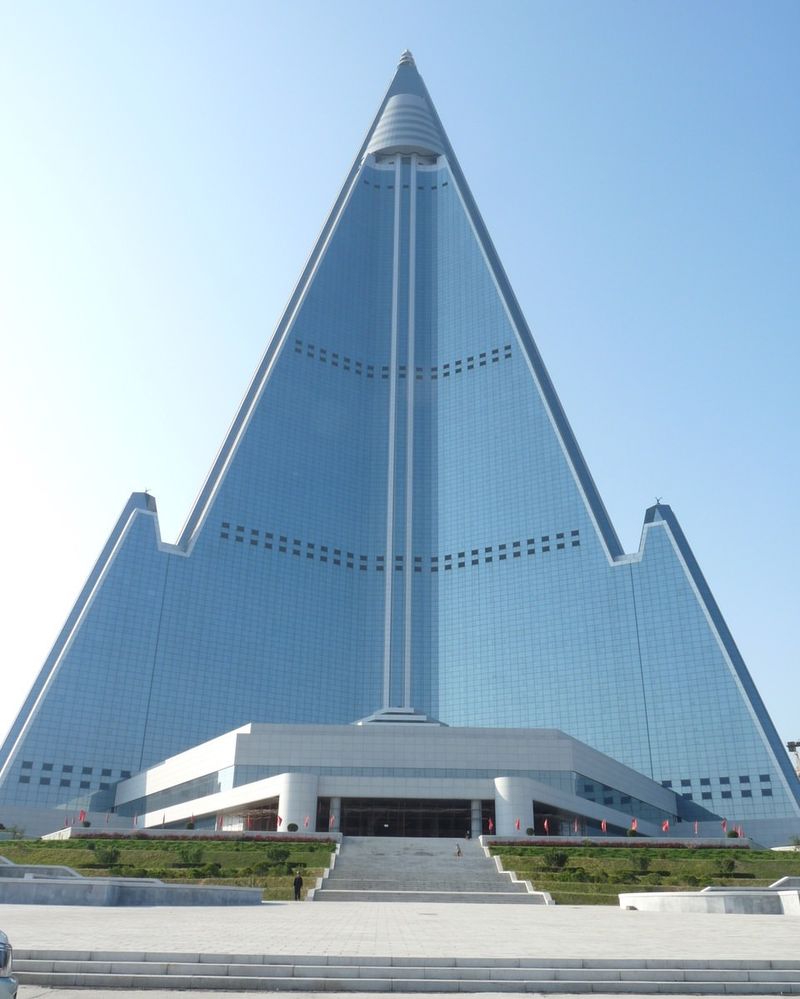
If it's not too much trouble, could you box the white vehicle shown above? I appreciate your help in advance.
[0,931,16,999]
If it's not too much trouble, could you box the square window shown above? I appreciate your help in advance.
[661,780,672,788]
[39,777,51,785]
[739,776,750,783]
[701,792,712,800]
[719,777,730,785]
[82,767,93,775]
[99,782,109,790]
[101,769,112,777]
[42,762,53,771]
[60,779,71,787]
[759,774,771,782]
[741,790,752,798]
[680,779,691,787]
[22,761,33,769]
[721,790,732,799]
[19,775,30,784]
[762,788,773,796]
[62,765,73,773]
[80,781,90,789]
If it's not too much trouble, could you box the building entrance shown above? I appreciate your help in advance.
[340,797,472,837]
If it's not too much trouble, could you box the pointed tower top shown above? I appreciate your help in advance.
[367,51,444,157]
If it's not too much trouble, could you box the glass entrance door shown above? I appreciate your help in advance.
[340,797,472,837]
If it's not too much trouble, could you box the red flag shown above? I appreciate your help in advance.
[630,817,638,832]
[543,818,549,834]
[105,812,110,825]
[277,815,283,827]
[600,819,607,833]
[515,818,521,831]
[738,825,744,838]
[694,820,698,835]
[303,815,310,829]
[573,817,579,834]
[488,817,494,833]
[661,819,670,833]
[721,818,727,834]
[78,809,86,823]
[162,813,166,827]
[328,813,335,829]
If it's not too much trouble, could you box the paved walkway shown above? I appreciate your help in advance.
[3,899,798,961]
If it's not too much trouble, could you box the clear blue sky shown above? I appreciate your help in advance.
[1,2,798,756]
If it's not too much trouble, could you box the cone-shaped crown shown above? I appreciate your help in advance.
[367,51,444,156]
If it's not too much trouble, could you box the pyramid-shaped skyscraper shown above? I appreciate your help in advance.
[2,53,798,844]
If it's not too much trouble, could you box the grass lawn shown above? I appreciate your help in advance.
[0,836,335,900]
[489,843,800,905]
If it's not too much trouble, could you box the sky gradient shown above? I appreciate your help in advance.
[1,2,798,763]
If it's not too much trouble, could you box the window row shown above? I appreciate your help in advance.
[293,339,513,378]
[661,774,771,789]
[20,761,131,778]
[220,523,581,571]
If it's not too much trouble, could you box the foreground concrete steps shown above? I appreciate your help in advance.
[312,889,540,903]
[14,951,800,993]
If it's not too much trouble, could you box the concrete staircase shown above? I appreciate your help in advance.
[13,951,800,993]
[310,835,549,903]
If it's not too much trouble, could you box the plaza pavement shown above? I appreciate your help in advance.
[5,899,798,998]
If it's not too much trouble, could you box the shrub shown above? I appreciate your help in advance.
[287,823,298,832]
[265,845,290,863]
[95,845,121,867]
[525,827,534,836]
[543,849,569,871]
[715,857,736,876]
[176,844,205,866]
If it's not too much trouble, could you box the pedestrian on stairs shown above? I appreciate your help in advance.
[455,843,462,858]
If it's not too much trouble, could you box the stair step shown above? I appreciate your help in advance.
[316,835,535,903]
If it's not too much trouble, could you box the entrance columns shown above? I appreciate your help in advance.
[493,776,534,836]
[329,797,341,833]
[276,773,318,834]
[470,799,482,838]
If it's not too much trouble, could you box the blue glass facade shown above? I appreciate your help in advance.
[1,54,798,840]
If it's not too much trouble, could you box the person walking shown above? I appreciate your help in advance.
[455,843,462,858]
[293,872,304,900]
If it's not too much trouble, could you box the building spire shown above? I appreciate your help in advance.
[398,49,415,67]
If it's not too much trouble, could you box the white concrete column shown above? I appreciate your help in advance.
[493,776,534,837]
[329,797,341,833]
[470,799,482,839]
[276,773,319,834]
